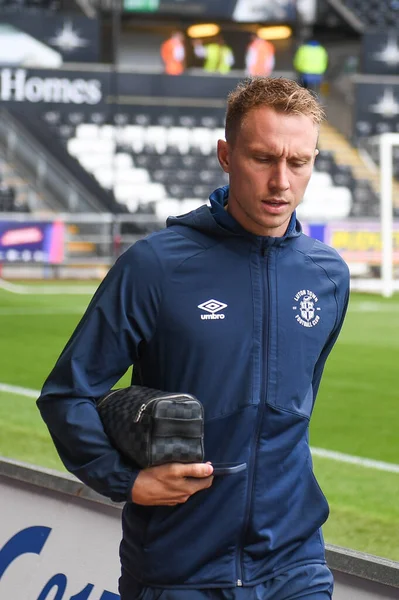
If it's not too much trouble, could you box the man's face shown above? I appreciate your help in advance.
[217,105,319,237]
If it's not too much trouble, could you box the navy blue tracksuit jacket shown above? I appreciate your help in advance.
[37,186,350,591]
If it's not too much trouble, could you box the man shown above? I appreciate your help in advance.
[37,77,349,600]
[245,33,275,76]
[193,35,235,74]
[160,31,186,75]
[293,39,329,94]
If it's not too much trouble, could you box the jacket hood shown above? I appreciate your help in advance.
[166,185,302,246]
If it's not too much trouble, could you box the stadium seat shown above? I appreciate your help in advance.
[299,186,352,220]
[167,127,191,153]
[306,172,334,192]
[114,153,134,169]
[154,199,183,221]
[76,124,99,139]
[42,105,377,222]
[78,154,110,173]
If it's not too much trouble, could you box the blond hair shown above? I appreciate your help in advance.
[225,77,325,144]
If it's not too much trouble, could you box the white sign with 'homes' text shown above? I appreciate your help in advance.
[0,68,103,104]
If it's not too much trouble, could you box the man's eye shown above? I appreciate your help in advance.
[291,162,307,168]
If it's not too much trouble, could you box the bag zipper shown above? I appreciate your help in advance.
[134,393,197,423]
[96,388,120,409]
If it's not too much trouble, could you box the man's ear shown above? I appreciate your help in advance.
[217,139,230,173]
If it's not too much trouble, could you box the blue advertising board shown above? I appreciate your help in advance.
[0,221,64,264]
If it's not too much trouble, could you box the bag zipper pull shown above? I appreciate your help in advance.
[134,403,147,422]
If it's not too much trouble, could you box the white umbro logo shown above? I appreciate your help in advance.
[198,299,227,320]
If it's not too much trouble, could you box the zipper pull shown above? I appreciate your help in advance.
[134,403,146,422]
[236,579,243,587]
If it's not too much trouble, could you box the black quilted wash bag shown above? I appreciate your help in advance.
[96,385,204,468]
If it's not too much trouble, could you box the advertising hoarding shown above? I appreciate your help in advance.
[0,221,65,264]
[307,221,399,265]
[0,474,121,599]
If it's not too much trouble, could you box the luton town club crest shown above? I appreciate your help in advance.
[292,289,321,328]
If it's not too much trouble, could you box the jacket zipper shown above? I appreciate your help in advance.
[235,243,271,587]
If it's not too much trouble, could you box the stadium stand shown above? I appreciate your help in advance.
[38,105,381,223]
[0,156,35,213]
[41,106,230,221]
[340,0,399,27]
[0,0,60,11]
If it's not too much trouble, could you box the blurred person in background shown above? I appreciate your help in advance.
[193,35,235,74]
[293,39,328,94]
[37,77,349,600]
[160,31,186,75]
[245,33,275,76]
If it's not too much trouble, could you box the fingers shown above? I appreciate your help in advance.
[178,462,214,479]
[131,462,214,506]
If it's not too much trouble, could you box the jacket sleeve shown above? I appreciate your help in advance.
[311,264,350,402]
[37,239,163,502]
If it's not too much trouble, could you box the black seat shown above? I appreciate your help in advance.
[113,113,130,126]
[89,111,107,125]
[42,111,61,126]
[65,112,85,126]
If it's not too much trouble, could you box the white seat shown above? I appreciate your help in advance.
[180,199,205,213]
[99,125,116,140]
[145,126,167,153]
[135,183,166,204]
[306,172,333,192]
[155,199,182,221]
[114,153,133,169]
[167,127,190,153]
[298,186,352,221]
[190,128,214,155]
[113,183,132,204]
[326,186,352,219]
[116,168,150,184]
[119,126,146,152]
[126,197,140,213]
[209,127,226,144]
[146,126,167,143]
[68,137,116,157]
[93,168,115,189]
[75,124,99,139]
[78,154,110,173]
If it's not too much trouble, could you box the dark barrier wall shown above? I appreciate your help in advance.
[123,0,297,21]
[0,14,100,63]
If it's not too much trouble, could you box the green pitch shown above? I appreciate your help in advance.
[0,283,398,562]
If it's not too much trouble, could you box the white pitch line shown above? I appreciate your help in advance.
[0,308,87,316]
[311,447,399,474]
[350,302,399,313]
[0,278,96,295]
[1,382,399,475]
[0,383,40,398]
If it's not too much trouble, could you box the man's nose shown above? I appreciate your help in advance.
[269,162,290,191]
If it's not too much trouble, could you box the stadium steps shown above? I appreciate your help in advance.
[0,157,43,211]
[318,121,399,208]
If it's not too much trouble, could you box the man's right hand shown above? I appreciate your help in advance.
[131,462,214,506]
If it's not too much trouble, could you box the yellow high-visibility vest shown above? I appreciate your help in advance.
[294,44,328,75]
[204,44,233,74]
